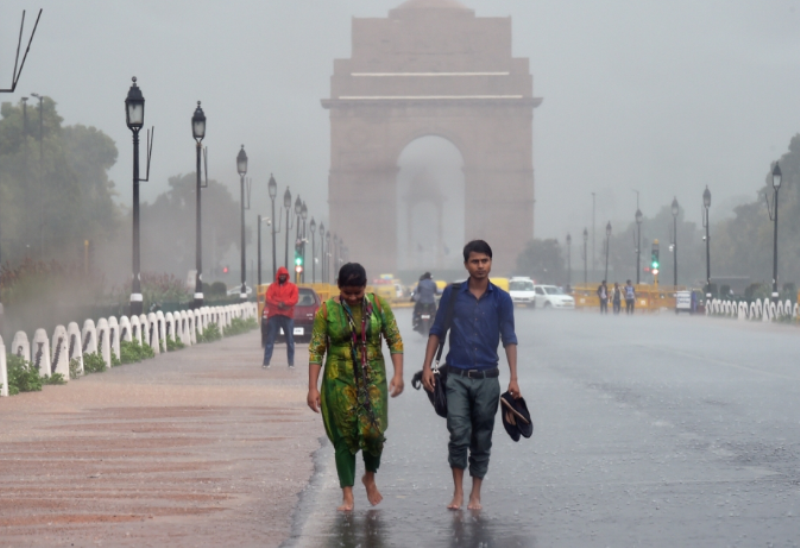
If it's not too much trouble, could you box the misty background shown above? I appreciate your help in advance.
[1,0,800,290]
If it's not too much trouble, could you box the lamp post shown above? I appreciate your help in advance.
[190,101,207,308]
[283,187,292,268]
[769,162,782,303]
[310,218,317,283]
[703,186,711,299]
[237,145,248,301]
[294,196,302,283]
[582,228,588,285]
[268,175,278,279]
[125,77,145,315]
[301,201,308,283]
[671,197,679,287]
[604,221,611,281]
[565,233,572,289]
[319,222,325,283]
[635,208,642,284]
[257,215,271,288]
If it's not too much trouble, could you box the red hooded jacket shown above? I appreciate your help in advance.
[265,266,299,319]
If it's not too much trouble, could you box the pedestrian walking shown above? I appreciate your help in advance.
[421,240,520,511]
[612,282,622,315]
[306,263,404,512]
[597,280,609,314]
[624,279,636,315]
[262,266,299,368]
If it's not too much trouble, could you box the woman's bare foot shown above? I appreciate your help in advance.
[467,495,482,511]
[447,491,464,510]
[362,473,383,506]
[337,487,354,512]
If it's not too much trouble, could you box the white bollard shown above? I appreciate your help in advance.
[32,328,52,378]
[139,314,149,346]
[11,331,31,363]
[82,319,98,355]
[156,311,167,352]
[130,315,143,345]
[179,311,191,347]
[147,312,160,355]
[187,310,197,344]
[1,336,7,397]
[67,322,84,376]
[119,316,133,343]
[50,325,70,381]
[165,312,175,346]
[108,316,121,361]
[97,318,112,369]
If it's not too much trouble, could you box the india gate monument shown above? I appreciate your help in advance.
[322,0,541,275]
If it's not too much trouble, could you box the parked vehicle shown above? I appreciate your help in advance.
[509,277,536,305]
[533,285,575,309]
[274,287,321,342]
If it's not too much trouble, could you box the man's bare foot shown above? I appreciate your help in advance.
[337,487,354,512]
[447,492,464,510]
[362,473,383,506]
[467,496,482,510]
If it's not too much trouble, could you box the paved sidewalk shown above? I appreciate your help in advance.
[0,331,319,548]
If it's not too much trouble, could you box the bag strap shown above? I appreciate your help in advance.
[434,283,461,366]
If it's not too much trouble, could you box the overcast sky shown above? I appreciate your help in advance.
[2,0,800,246]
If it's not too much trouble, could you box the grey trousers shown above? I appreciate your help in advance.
[446,373,500,479]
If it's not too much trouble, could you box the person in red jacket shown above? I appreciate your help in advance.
[263,266,299,368]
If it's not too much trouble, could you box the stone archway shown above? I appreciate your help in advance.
[322,0,541,275]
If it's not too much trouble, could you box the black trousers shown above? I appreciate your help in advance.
[625,299,635,314]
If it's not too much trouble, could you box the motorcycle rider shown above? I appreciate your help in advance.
[413,272,441,330]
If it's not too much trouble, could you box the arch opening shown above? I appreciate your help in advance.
[396,136,465,275]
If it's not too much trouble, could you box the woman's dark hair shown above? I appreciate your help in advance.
[337,262,368,287]
[463,240,493,262]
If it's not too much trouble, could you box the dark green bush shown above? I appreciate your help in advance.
[202,322,222,342]
[6,354,43,394]
[119,339,155,363]
[43,372,66,385]
[166,336,185,351]
[224,317,259,336]
[82,352,106,373]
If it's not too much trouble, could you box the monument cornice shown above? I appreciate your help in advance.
[322,96,542,109]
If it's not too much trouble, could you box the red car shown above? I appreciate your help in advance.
[262,287,321,344]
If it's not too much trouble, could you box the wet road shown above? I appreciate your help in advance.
[284,309,800,547]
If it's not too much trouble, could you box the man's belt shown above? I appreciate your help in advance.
[446,366,500,379]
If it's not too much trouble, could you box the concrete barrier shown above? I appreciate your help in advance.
[130,315,142,345]
[165,312,175,345]
[119,315,133,342]
[50,325,70,381]
[32,328,52,378]
[109,316,121,360]
[139,314,149,346]
[147,312,160,355]
[97,318,111,369]
[0,336,7,397]
[156,311,167,352]
[82,319,97,355]
[67,322,84,376]
[179,311,192,346]
[187,310,197,344]
[11,331,31,363]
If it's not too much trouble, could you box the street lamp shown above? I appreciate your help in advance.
[671,197,679,287]
[310,217,317,283]
[319,222,326,283]
[125,77,145,315]
[192,101,206,308]
[582,228,588,285]
[294,196,302,282]
[565,233,572,289]
[257,215,272,288]
[268,174,278,279]
[703,186,711,299]
[604,221,611,281]
[768,162,782,303]
[237,145,248,301]
[635,208,643,284]
[301,201,308,283]
[283,187,292,269]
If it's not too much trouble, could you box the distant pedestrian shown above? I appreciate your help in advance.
[597,280,609,314]
[306,262,404,512]
[422,240,520,511]
[612,282,622,314]
[262,266,299,368]
[624,280,636,315]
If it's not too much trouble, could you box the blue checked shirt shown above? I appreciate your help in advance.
[429,281,518,371]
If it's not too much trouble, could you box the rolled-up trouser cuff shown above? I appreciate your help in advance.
[446,374,500,480]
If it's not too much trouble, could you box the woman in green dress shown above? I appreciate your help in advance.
[307,263,404,511]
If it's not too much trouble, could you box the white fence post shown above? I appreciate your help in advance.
[156,311,167,352]
[0,336,7,397]
[130,315,142,345]
[11,331,31,363]
[50,325,70,381]
[120,316,133,342]
[32,328,52,378]
[97,318,111,369]
[67,322,84,376]
[109,316,121,361]
[147,312,160,355]
[82,319,98,355]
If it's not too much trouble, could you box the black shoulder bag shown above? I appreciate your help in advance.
[412,283,461,418]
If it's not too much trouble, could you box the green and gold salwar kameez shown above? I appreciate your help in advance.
[309,293,403,488]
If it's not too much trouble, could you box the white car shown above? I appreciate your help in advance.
[509,277,536,305]
[533,285,575,309]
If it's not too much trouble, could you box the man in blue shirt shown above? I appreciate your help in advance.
[422,240,520,511]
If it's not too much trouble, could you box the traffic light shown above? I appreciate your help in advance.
[294,246,304,274]
[651,239,660,275]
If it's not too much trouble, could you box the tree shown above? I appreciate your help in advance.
[515,239,566,284]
